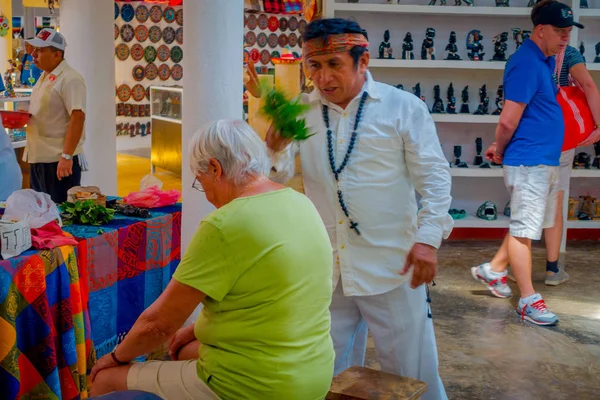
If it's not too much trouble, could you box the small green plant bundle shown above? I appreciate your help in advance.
[60,200,115,226]
[259,83,315,141]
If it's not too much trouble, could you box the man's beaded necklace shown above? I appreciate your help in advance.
[322,91,368,236]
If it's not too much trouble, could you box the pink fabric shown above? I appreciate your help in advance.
[31,221,79,250]
[123,186,181,209]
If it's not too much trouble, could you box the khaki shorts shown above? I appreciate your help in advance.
[558,149,575,191]
[127,360,219,400]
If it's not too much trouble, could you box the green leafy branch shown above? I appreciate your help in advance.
[60,200,115,226]
[259,83,316,141]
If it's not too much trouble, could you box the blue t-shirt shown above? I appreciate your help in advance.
[20,54,42,86]
[502,39,564,167]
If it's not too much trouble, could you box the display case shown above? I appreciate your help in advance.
[150,86,182,176]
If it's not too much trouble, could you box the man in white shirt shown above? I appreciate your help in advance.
[267,18,452,400]
[25,29,86,203]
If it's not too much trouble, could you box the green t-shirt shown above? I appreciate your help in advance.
[173,188,334,400]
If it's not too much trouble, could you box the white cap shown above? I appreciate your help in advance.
[26,29,67,51]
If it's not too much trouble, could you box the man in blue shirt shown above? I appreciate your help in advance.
[20,41,43,86]
[471,0,583,326]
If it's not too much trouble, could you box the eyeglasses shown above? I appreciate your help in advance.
[191,178,205,192]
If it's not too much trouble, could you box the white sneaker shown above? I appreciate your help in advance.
[471,262,512,299]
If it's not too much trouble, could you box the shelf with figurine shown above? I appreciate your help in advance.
[334,3,532,16]
[579,8,600,18]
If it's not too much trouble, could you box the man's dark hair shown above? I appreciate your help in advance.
[531,0,556,26]
[302,18,369,67]
[49,46,65,58]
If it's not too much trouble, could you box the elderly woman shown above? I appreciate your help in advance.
[90,120,335,399]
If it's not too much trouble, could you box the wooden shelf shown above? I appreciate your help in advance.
[587,64,600,72]
[450,165,503,177]
[566,220,600,229]
[571,169,600,178]
[432,114,499,123]
[333,3,532,17]
[369,59,506,70]
[579,8,600,18]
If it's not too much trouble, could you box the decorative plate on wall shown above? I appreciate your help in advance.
[121,4,134,22]
[163,27,176,44]
[135,4,149,23]
[170,46,183,63]
[176,27,183,44]
[247,14,257,30]
[116,44,130,61]
[244,49,250,63]
[268,16,279,32]
[164,7,176,23]
[132,84,146,102]
[171,64,183,81]
[120,24,134,43]
[268,33,278,49]
[114,2,119,20]
[245,31,256,47]
[117,84,131,102]
[176,9,183,26]
[288,16,298,31]
[258,14,268,30]
[279,17,288,32]
[132,65,145,81]
[114,24,119,40]
[149,26,162,43]
[158,64,171,81]
[257,32,267,48]
[157,45,170,62]
[271,50,281,60]
[292,51,300,58]
[131,44,144,61]
[134,25,149,42]
[250,48,260,63]
[278,33,288,48]
[288,32,297,47]
[298,19,307,34]
[150,5,163,23]
[260,49,271,65]
[145,63,158,80]
[144,46,157,63]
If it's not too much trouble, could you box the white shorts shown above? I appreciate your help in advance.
[558,149,575,191]
[504,165,559,240]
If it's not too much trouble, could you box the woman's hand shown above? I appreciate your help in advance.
[90,354,121,383]
[266,124,293,153]
[168,325,196,361]
[245,60,262,98]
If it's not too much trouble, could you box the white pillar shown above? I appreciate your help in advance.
[181,0,244,250]
[59,0,117,195]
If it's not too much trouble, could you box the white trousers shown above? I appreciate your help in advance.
[330,282,448,400]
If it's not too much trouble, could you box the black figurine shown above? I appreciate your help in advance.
[421,28,436,60]
[474,138,484,166]
[473,84,489,115]
[386,0,401,4]
[429,0,446,5]
[445,31,461,60]
[395,84,404,90]
[492,32,509,61]
[446,83,457,114]
[413,83,425,102]
[402,32,415,60]
[431,85,445,113]
[527,0,535,6]
[454,0,474,5]
[492,85,504,115]
[580,41,586,63]
[495,0,509,6]
[581,0,588,8]
[378,30,394,59]
[592,142,600,169]
[454,146,468,168]
[512,28,531,50]
[460,85,470,114]
[594,42,600,63]
[467,30,484,61]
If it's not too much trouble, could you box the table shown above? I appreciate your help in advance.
[0,203,182,399]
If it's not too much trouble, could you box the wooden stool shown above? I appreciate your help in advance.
[327,367,428,400]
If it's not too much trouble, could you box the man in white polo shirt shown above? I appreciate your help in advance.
[25,28,86,203]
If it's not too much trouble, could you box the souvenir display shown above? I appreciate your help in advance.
[135,4,149,23]
[278,34,289,48]
[132,65,145,81]
[443,31,460,60]
[477,201,498,221]
[114,24,119,40]
[176,27,183,45]
[288,33,298,47]
[247,14,258,30]
[246,31,257,46]
[453,146,468,168]
[573,152,591,169]
[150,5,163,23]
[579,41,586,63]
[132,84,145,102]
[460,86,470,114]
[158,45,170,62]
[149,26,162,43]
[511,28,530,51]
[158,64,171,81]
[504,201,511,217]
[257,32,268,48]
[492,32,508,61]
[593,142,600,169]
[171,64,183,81]
[492,85,504,115]
[163,27,176,44]
[268,33,278,48]
[431,85,445,113]
[449,209,467,220]
[260,49,271,65]
[164,7,176,23]
[496,0,509,6]
[473,84,489,115]
[268,16,279,32]
[455,0,474,5]
[135,25,149,43]
[120,24,135,43]
[402,32,415,60]
[176,9,183,26]
[467,30,484,61]
[121,3,135,22]
[378,30,394,59]
[145,63,158,80]
[116,44,130,61]
[279,17,288,32]
[421,28,436,60]
[124,104,131,117]
[446,83,457,114]
[474,138,490,168]
[115,2,119,20]
[117,84,131,102]
[594,42,600,63]
[258,14,268,30]
[131,44,144,61]
[171,46,183,64]
[288,16,298,31]
[413,83,425,102]
[429,0,446,5]
[144,46,157,63]
[117,103,124,116]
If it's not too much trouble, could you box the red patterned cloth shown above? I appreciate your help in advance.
[303,33,369,59]
[282,0,303,13]
[263,0,284,13]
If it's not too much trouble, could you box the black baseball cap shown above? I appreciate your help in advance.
[532,1,584,29]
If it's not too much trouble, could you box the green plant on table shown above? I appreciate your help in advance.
[60,200,115,226]
[259,83,315,141]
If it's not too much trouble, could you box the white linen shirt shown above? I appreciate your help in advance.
[271,71,453,296]
[25,60,86,163]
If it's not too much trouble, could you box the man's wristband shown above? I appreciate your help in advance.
[111,346,129,365]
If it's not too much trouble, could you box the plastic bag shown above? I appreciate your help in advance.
[123,186,181,209]
[1,189,62,229]
[140,174,163,190]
